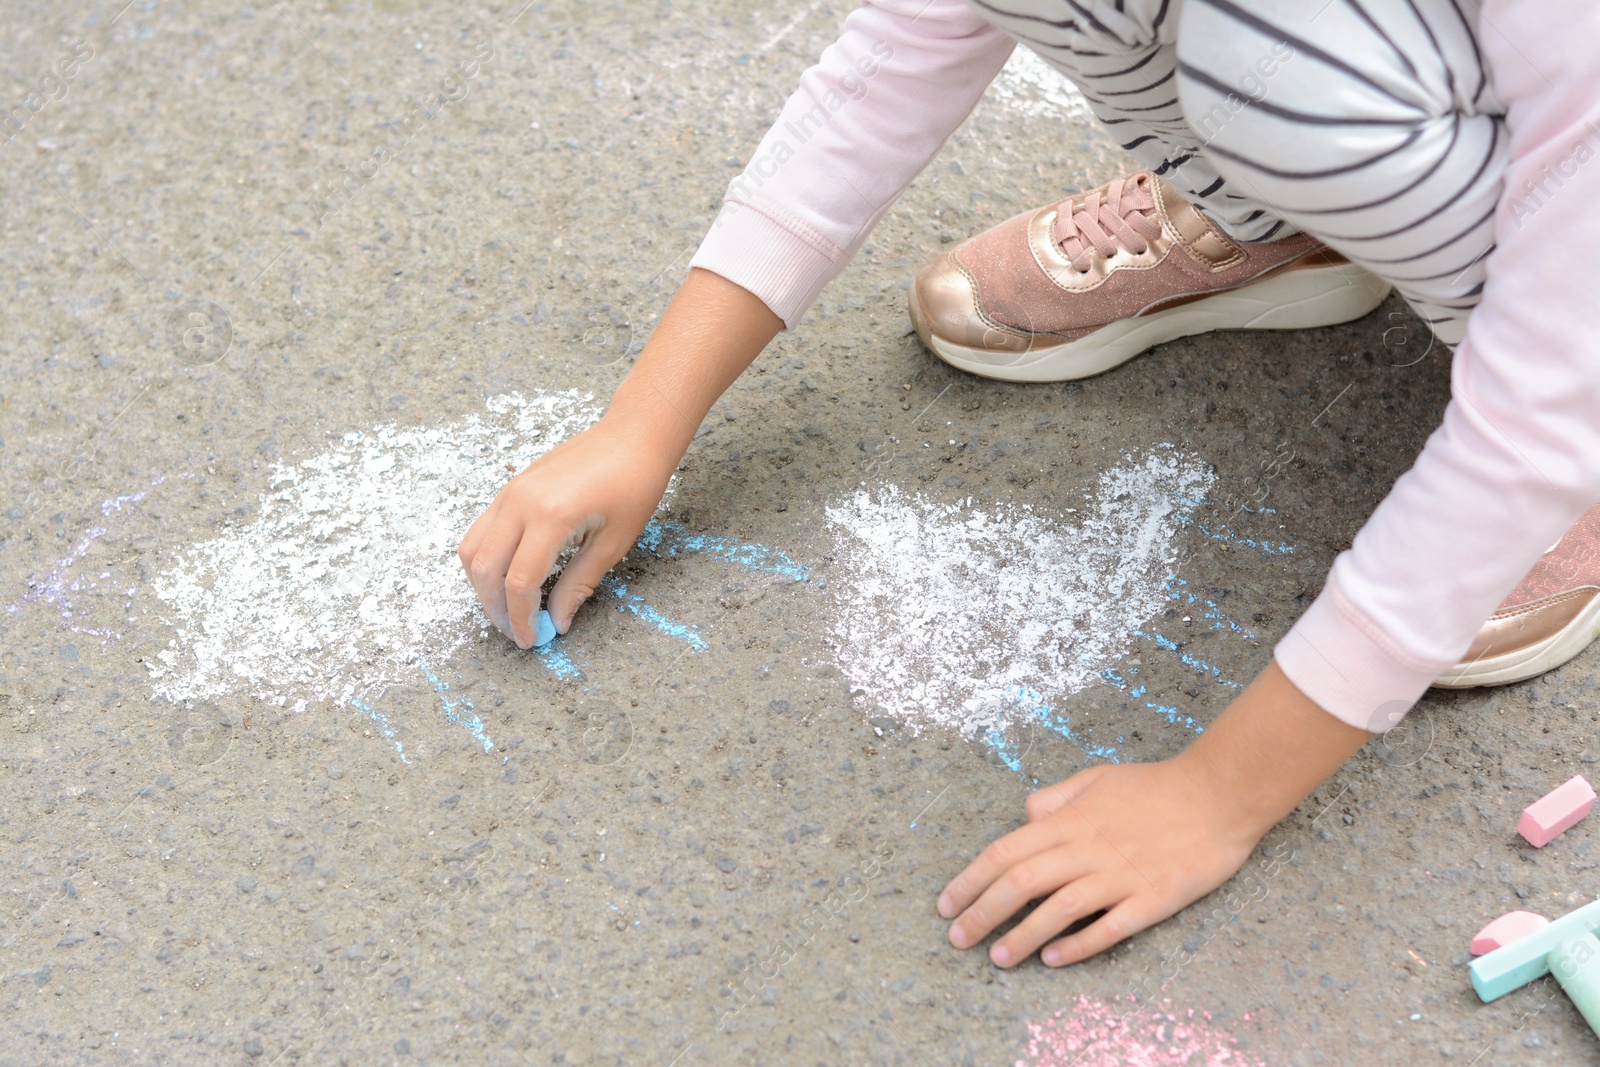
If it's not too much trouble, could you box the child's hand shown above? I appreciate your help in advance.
[458,416,675,648]
[937,663,1371,968]
[937,756,1264,968]
[458,269,784,648]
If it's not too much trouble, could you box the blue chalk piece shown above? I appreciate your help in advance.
[1471,897,1600,1002]
[1550,931,1600,1038]
[533,609,557,647]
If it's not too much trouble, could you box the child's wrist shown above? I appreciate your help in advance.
[1178,662,1372,838]
[1173,745,1285,844]
[599,382,697,471]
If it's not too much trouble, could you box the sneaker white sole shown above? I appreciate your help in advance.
[1432,593,1600,689]
[914,262,1392,384]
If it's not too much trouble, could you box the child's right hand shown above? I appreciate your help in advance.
[460,267,783,648]
[457,415,677,648]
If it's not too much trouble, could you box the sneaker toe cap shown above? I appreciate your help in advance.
[910,250,1031,355]
[1462,587,1599,664]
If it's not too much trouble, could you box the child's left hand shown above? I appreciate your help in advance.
[939,662,1371,968]
[936,755,1263,968]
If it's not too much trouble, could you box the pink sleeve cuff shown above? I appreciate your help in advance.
[1273,568,1452,733]
[689,199,847,330]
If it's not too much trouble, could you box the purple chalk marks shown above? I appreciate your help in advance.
[5,477,167,642]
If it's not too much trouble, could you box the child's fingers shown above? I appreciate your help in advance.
[457,500,496,572]
[1025,765,1110,822]
[547,533,626,634]
[463,512,524,636]
[938,818,1070,921]
[988,874,1121,969]
[1039,898,1158,968]
[503,529,565,649]
[943,837,1090,949]
[946,850,1094,951]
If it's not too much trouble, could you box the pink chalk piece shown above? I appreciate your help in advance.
[1518,774,1597,848]
[1470,910,1551,955]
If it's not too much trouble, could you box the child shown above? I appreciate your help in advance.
[460,0,1600,969]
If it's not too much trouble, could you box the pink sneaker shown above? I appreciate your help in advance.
[1435,503,1600,688]
[908,171,1390,382]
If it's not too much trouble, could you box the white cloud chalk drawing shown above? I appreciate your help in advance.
[146,392,601,720]
[825,449,1213,739]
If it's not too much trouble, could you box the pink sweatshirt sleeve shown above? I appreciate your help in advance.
[1275,0,1600,732]
[688,0,1015,328]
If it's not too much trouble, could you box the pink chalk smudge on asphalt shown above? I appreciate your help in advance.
[1017,995,1265,1067]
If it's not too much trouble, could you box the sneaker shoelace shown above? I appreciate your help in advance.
[1052,174,1164,273]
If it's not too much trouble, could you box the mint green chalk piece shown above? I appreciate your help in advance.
[1551,931,1600,1038]
[533,609,557,647]
[1471,898,1600,1003]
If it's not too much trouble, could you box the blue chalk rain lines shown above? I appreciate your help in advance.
[986,497,1290,779]
[1175,498,1294,556]
[985,687,1123,777]
[345,662,491,764]
[634,519,811,583]
[416,659,496,754]
[532,519,809,673]
[600,578,708,651]
[380,525,806,758]
[577,520,811,655]
[350,695,411,764]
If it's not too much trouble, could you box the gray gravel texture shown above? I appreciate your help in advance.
[3,2,1598,1066]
